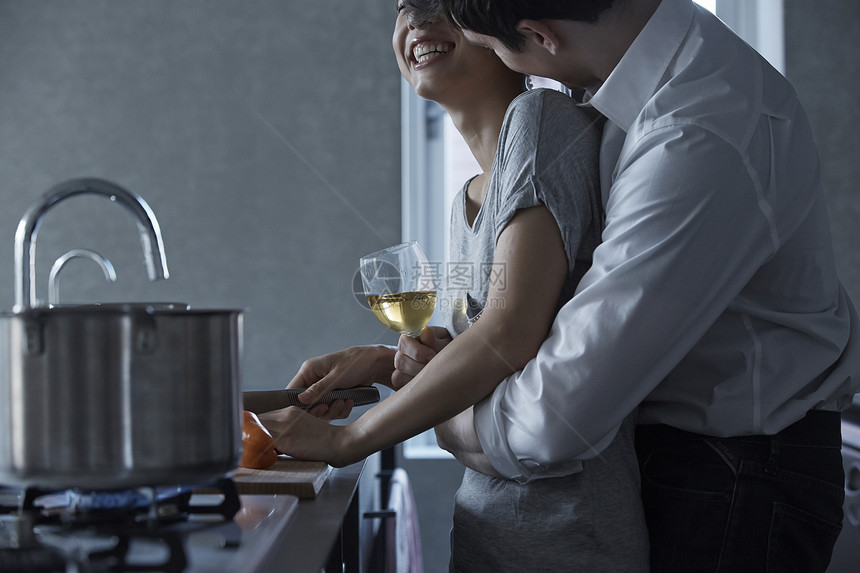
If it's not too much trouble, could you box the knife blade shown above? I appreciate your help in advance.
[242,386,381,414]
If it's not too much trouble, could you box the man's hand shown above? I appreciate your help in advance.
[392,326,453,389]
[286,345,394,419]
[435,407,503,478]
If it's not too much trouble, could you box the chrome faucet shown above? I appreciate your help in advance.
[14,178,169,311]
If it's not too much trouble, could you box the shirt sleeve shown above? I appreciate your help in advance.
[474,123,778,484]
[492,90,602,273]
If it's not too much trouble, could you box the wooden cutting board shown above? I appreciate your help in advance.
[228,457,331,499]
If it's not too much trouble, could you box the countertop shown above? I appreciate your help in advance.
[119,461,369,572]
[250,460,366,572]
[181,460,367,573]
[0,461,369,573]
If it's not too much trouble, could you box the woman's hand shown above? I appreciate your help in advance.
[392,326,453,389]
[258,407,359,468]
[435,408,503,478]
[286,345,395,419]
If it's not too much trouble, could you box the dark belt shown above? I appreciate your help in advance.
[637,409,843,449]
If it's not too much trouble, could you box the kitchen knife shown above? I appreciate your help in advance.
[242,386,381,414]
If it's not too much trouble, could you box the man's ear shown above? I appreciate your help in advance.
[515,19,560,55]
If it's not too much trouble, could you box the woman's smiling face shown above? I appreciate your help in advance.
[392,0,517,103]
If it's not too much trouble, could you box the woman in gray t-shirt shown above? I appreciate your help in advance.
[441,88,646,572]
[262,1,649,571]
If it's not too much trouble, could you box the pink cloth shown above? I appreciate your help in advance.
[386,467,423,573]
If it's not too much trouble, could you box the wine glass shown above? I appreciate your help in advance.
[360,241,437,337]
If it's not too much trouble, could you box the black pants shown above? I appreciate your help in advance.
[635,411,845,573]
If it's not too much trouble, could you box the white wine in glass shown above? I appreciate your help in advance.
[360,241,437,337]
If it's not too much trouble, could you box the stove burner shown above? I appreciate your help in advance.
[11,477,240,525]
[1,478,242,572]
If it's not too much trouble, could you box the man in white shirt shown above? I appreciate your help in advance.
[436,0,860,570]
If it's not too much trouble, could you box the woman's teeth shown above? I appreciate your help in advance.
[413,42,452,63]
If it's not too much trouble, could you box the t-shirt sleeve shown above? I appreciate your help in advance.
[491,89,603,271]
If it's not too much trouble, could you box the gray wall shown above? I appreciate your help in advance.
[1,3,858,573]
[785,0,860,305]
[0,0,403,389]
[786,4,860,572]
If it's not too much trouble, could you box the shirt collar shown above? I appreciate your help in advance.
[586,0,695,132]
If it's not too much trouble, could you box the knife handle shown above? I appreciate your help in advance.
[304,387,381,409]
[243,386,381,414]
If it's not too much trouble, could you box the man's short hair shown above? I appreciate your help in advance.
[441,0,617,51]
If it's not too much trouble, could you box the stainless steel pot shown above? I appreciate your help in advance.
[0,178,243,490]
[0,304,243,490]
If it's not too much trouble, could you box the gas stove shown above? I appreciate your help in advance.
[0,478,298,572]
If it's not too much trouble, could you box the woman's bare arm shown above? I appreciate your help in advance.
[269,205,569,467]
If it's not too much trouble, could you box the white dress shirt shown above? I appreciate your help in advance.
[473,0,860,484]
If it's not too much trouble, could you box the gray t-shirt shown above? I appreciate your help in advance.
[442,89,649,572]
[444,89,602,335]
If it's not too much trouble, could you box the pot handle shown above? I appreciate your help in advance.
[24,316,44,355]
[133,311,158,354]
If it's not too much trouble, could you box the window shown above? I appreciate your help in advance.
[696,0,717,14]
[400,0,784,459]
[715,0,785,74]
